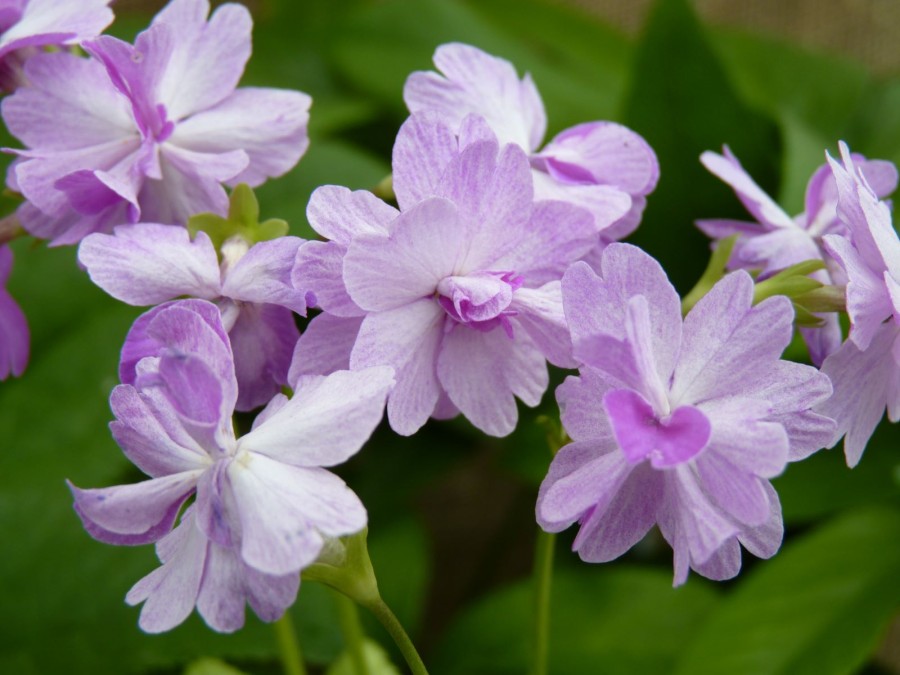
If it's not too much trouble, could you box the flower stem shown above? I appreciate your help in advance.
[273,612,307,675]
[530,529,556,675]
[361,597,429,675]
[334,589,370,675]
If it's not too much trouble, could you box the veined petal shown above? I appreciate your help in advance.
[0,0,114,58]
[510,282,575,368]
[819,323,899,467]
[171,87,310,186]
[572,462,663,563]
[823,234,894,350]
[343,198,463,311]
[701,146,794,229]
[288,313,363,382]
[491,199,598,287]
[305,185,396,245]
[351,300,444,436]
[109,384,211,477]
[126,512,207,633]
[392,111,458,210]
[152,0,252,120]
[228,303,298,412]
[222,236,307,314]
[404,42,546,151]
[556,370,617,444]
[437,323,547,437]
[70,471,201,546]
[537,442,630,532]
[229,454,367,575]
[530,172,632,236]
[292,240,362,317]
[238,367,393,467]
[138,147,231,225]
[79,224,221,305]
[672,272,794,405]
[535,121,659,196]
[2,51,132,150]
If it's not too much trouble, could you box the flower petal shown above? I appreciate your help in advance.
[79,224,221,305]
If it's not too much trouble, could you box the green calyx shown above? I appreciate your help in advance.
[681,235,738,315]
[751,259,845,326]
[302,529,381,608]
[187,183,289,252]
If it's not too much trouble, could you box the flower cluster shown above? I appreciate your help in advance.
[1,0,897,646]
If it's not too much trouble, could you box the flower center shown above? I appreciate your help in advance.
[603,388,710,469]
[436,271,522,337]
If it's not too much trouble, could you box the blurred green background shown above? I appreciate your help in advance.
[2,0,899,672]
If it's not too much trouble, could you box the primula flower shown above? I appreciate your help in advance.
[0,0,113,91]
[79,223,307,410]
[0,244,28,379]
[69,299,394,632]
[293,113,603,437]
[404,43,658,246]
[537,244,834,584]
[3,0,310,245]
[818,142,900,466]
[698,145,897,364]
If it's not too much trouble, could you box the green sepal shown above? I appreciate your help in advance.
[303,528,381,608]
[535,415,570,456]
[372,174,395,203]
[681,235,738,315]
[752,259,826,305]
[792,285,847,313]
[187,184,289,251]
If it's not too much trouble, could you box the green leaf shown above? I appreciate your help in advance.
[332,0,630,131]
[326,638,402,675]
[847,76,900,168]
[366,518,430,635]
[183,657,249,675]
[674,508,900,675]
[776,115,832,215]
[709,29,870,141]
[622,0,781,293]
[774,425,900,525]
[432,566,720,674]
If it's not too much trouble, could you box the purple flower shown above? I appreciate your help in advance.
[79,223,308,410]
[698,145,897,364]
[0,244,28,379]
[69,299,394,632]
[293,113,601,437]
[0,0,113,91]
[537,244,834,584]
[818,142,900,466]
[3,0,310,245]
[404,43,657,243]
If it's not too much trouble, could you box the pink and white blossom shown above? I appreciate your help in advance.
[537,244,834,584]
[818,142,900,466]
[69,299,393,632]
[3,0,310,245]
[404,43,657,247]
[293,113,606,437]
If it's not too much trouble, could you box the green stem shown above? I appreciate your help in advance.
[530,529,556,675]
[273,612,307,675]
[334,589,370,675]
[362,597,428,675]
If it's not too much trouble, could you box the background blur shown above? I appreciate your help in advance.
[2,0,899,673]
